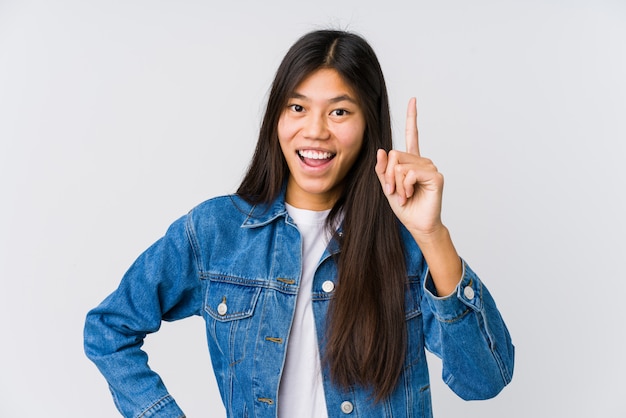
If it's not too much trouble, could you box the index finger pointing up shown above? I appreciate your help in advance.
[405,97,420,156]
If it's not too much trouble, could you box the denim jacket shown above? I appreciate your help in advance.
[84,192,514,418]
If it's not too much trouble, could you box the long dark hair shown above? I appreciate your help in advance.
[237,29,407,401]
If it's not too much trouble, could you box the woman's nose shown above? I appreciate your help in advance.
[303,114,330,140]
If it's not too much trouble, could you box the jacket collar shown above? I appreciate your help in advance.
[240,187,289,229]
[239,187,343,256]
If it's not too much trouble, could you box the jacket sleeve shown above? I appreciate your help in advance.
[84,214,203,417]
[421,259,515,400]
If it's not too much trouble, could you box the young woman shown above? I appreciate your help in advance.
[84,29,514,418]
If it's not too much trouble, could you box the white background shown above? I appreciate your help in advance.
[1,0,625,417]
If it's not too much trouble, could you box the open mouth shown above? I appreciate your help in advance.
[297,150,336,167]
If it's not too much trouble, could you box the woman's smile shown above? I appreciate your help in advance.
[297,149,336,168]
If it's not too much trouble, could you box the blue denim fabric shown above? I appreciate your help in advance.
[84,193,514,418]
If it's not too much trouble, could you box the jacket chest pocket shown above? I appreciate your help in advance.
[204,278,263,364]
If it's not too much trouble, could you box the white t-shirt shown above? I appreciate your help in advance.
[278,204,330,418]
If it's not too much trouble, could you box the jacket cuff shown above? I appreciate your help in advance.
[423,258,484,322]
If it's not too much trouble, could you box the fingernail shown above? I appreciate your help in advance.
[385,184,392,195]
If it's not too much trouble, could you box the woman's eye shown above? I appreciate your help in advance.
[289,104,304,112]
[331,109,349,116]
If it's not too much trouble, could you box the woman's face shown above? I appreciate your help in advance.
[278,68,366,210]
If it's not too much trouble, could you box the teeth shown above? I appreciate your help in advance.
[298,150,334,160]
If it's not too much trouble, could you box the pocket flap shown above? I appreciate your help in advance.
[205,278,262,322]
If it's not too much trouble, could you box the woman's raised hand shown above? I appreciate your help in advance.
[375,97,445,238]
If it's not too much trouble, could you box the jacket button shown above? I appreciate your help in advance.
[340,401,354,414]
[463,286,475,300]
[217,302,228,316]
[322,281,335,293]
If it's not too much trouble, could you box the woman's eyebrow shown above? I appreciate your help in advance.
[288,92,357,104]
[328,94,357,104]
